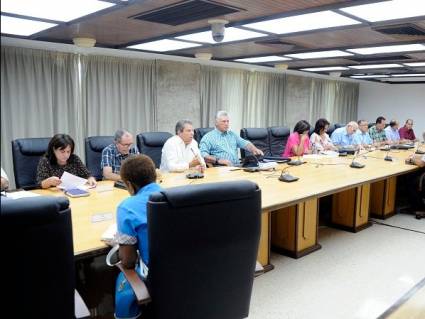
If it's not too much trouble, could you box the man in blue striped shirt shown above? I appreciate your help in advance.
[200,111,264,166]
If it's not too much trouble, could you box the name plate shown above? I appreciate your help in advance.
[91,212,113,223]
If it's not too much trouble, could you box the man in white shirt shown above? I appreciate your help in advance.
[1,167,9,191]
[160,120,206,172]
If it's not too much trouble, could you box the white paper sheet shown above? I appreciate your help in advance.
[59,171,87,190]
[6,190,41,199]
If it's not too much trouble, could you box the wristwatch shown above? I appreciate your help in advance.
[215,158,219,165]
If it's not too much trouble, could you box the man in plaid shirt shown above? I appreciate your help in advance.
[368,116,389,146]
[101,129,139,181]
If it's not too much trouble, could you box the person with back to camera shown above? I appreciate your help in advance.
[283,120,312,157]
[114,154,162,319]
[310,118,337,153]
[36,134,96,189]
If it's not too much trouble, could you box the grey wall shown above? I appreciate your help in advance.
[156,60,201,133]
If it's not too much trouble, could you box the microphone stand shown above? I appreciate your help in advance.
[384,147,393,161]
[350,148,365,168]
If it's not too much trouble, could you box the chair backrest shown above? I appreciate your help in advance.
[1,196,75,318]
[137,132,173,168]
[85,136,114,180]
[240,128,271,158]
[11,137,50,189]
[308,127,315,137]
[334,123,345,129]
[326,124,336,137]
[268,126,290,157]
[194,127,214,144]
[146,180,261,319]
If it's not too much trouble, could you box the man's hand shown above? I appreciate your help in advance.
[189,156,201,167]
[252,148,264,156]
[217,159,232,166]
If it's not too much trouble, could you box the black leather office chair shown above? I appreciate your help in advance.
[194,127,214,144]
[114,180,261,319]
[11,137,50,189]
[334,123,345,129]
[326,124,336,137]
[268,126,290,157]
[1,196,89,318]
[240,128,271,158]
[136,132,173,168]
[85,136,114,180]
[308,127,315,137]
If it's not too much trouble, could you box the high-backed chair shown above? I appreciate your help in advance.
[85,136,114,180]
[268,126,290,157]
[240,128,271,158]
[194,127,214,144]
[115,180,261,319]
[308,127,315,137]
[1,196,89,318]
[11,137,50,189]
[334,123,345,129]
[326,124,336,137]
[137,132,172,168]
[368,123,374,129]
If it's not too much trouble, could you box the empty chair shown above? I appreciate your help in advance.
[268,126,290,157]
[11,137,50,189]
[240,128,271,158]
[85,136,114,180]
[114,180,261,319]
[194,127,214,144]
[137,132,172,168]
[1,196,89,318]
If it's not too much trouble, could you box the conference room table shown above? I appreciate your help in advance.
[34,146,421,271]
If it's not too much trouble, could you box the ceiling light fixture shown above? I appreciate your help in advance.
[1,0,115,22]
[348,64,403,69]
[350,75,390,78]
[73,37,96,48]
[176,27,266,44]
[127,39,202,52]
[194,52,212,60]
[391,73,425,77]
[340,0,425,22]
[285,50,353,59]
[0,15,57,36]
[301,66,349,72]
[403,62,425,67]
[347,44,425,55]
[235,56,291,63]
[242,10,361,35]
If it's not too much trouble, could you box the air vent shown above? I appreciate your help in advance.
[373,24,425,36]
[131,0,241,26]
[255,40,303,51]
[348,55,411,63]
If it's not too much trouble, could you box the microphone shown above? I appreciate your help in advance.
[278,167,299,182]
[384,147,393,161]
[288,154,305,166]
[350,148,365,169]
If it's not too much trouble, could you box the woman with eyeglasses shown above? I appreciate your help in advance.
[37,134,97,189]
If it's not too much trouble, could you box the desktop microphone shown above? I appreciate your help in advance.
[278,167,299,182]
[288,155,305,166]
[350,149,365,169]
[384,147,393,161]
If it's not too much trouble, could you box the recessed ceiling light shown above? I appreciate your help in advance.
[127,39,202,52]
[301,66,349,72]
[175,27,266,44]
[350,75,390,78]
[242,10,361,35]
[285,50,353,59]
[0,15,57,36]
[348,64,403,69]
[1,0,115,22]
[347,44,425,55]
[340,0,425,22]
[235,56,291,63]
[404,62,425,67]
[391,73,425,77]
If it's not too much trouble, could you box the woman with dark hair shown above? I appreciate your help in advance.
[310,118,336,153]
[36,134,96,189]
[114,154,162,319]
[283,120,312,157]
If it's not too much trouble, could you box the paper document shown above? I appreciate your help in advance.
[6,190,41,200]
[101,223,117,246]
[59,172,87,190]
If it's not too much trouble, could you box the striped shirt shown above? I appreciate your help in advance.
[199,129,250,165]
[101,143,139,174]
[369,126,387,143]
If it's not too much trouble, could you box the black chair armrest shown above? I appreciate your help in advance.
[117,264,151,305]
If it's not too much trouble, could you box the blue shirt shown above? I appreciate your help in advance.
[101,143,139,174]
[331,127,355,146]
[199,129,250,165]
[385,126,400,142]
[353,130,373,145]
[116,182,162,265]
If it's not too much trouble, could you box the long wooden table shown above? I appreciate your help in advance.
[34,147,420,270]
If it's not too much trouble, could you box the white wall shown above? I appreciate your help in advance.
[358,82,425,140]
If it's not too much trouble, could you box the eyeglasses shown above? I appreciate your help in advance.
[118,142,132,147]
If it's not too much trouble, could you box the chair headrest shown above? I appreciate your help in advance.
[242,128,268,140]
[269,127,290,138]
[88,136,113,152]
[140,132,172,147]
[149,181,259,208]
[16,138,49,155]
